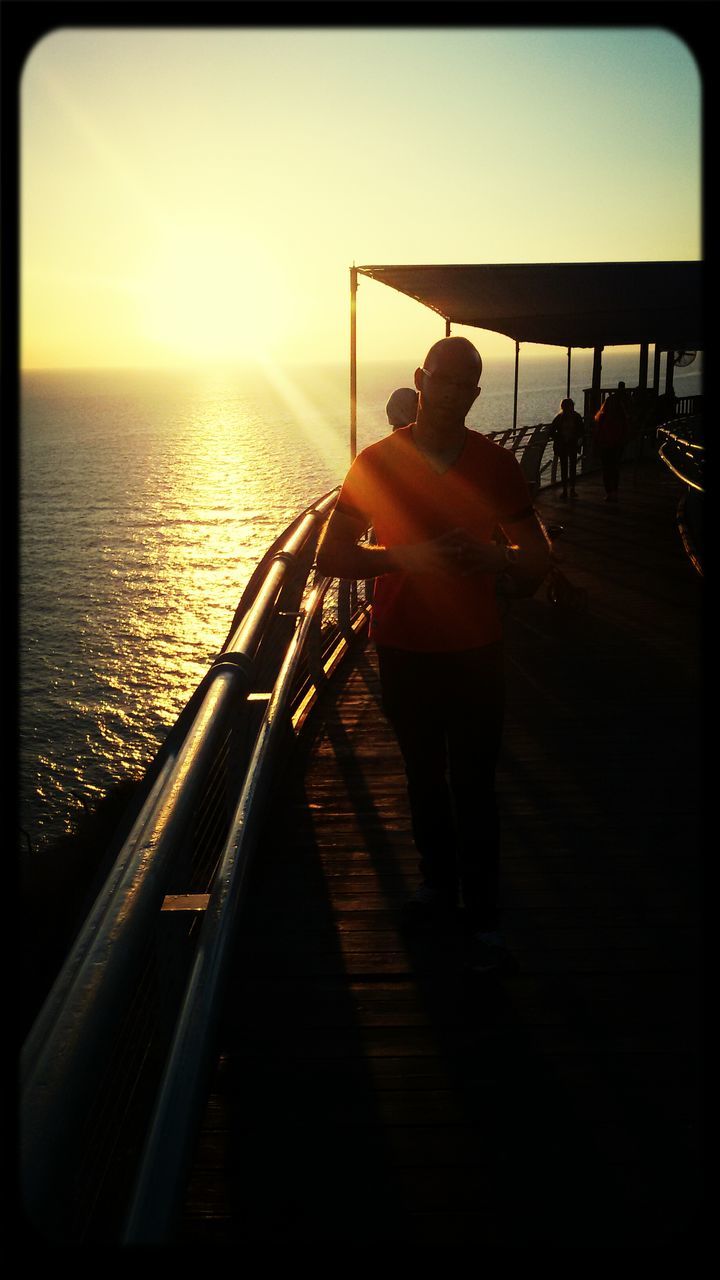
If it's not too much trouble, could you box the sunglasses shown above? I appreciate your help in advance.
[421,368,480,394]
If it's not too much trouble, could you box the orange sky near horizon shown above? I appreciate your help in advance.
[20,26,702,372]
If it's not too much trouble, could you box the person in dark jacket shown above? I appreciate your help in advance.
[549,397,585,500]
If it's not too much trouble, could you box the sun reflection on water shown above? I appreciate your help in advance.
[20,363,351,847]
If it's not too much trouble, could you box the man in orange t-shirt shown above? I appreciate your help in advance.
[317,336,550,972]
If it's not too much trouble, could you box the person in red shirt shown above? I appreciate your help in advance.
[317,336,550,972]
[594,382,630,502]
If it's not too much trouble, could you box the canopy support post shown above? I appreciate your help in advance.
[652,346,662,394]
[566,347,572,399]
[638,342,649,390]
[445,318,451,337]
[590,345,603,420]
[350,265,357,461]
[513,341,520,431]
[665,349,675,396]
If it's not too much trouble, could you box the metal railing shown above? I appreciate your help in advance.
[656,419,704,576]
[20,487,372,1245]
[485,422,555,493]
[582,388,703,423]
[493,406,704,497]
[656,419,704,494]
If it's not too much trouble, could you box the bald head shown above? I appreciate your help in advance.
[414,335,482,433]
[386,386,419,430]
[423,336,483,381]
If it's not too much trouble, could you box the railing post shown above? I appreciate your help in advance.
[337,577,354,642]
[638,342,649,390]
[305,597,327,691]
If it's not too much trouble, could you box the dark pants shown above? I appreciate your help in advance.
[376,643,505,930]
[599,445,624,495]
[555,446,578,492]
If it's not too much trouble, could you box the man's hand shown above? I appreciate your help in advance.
[392,529,506,577]
[497,509,552,597]
[317,510,526,584]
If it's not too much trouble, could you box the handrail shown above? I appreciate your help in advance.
[20,514,322,1064]
[656,423,703,453]
[122,574,339,1243]
[21,485,370,1243]
[656,421,704,493]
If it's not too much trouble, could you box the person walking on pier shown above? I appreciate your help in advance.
[385,386,419,431]
[317,336,550,973]
[594,381,630,502]
[549,397,584,500]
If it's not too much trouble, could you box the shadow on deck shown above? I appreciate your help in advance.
[181,459,703,1246]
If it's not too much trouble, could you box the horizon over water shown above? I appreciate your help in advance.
[20,351,702,852]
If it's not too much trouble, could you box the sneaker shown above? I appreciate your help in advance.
[465,930,516,974]
[570,488,577,498]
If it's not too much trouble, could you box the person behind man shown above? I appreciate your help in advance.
[317,336,550,972]
[549,397,585,501]
[594,380,630,502]
[385,386,419,431]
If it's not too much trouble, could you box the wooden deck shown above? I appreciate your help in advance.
[181,457,703,1246]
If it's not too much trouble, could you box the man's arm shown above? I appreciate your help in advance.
[316,509,395,579]
[496,509,552,597]
[316,508,507,580]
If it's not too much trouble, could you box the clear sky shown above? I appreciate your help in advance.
[20,25,702,370]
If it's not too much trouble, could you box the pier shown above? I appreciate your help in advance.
[179,459,702,1245]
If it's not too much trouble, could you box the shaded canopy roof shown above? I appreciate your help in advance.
[356,261,702,350]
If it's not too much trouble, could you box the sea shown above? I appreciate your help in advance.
[19,350,702,854]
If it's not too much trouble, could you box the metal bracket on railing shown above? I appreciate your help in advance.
[210,650,255,678]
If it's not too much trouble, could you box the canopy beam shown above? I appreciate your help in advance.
[356,262,701,350]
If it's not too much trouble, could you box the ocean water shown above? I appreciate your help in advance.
[19,351,702,851]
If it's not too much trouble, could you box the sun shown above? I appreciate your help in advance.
[141,228,292,363]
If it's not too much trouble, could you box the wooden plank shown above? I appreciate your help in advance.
[161,894,210,912]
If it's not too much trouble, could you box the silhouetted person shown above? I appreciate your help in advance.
[385,386,419,431]
[594,381,630,502]
[549,397,585,500]
[318,336,550,973]
[655,389,677,427]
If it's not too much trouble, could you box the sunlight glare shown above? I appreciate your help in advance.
[142,229,293,364]
[253,355,348,473]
